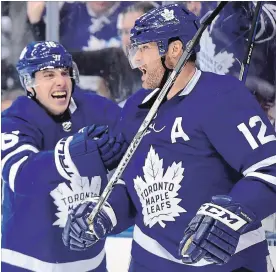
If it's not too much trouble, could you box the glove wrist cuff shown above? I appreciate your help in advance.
[54,136,81,180]
[88,197,117,228]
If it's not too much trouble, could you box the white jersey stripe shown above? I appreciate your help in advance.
[9,156,28,192]
[2,144,39,173]
[245,172,276,186]
[1,248,105,272]
[133,225,265,266]
[235,226,266,253]
[243,155,276,175]
[133,225,213,267]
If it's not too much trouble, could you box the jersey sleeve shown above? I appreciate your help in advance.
[76,92,122,134]
[1,117,63,196]
[108,180,136,234]
[202,77,276,220]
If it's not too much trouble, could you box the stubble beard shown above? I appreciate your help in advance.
[144,63,165,90]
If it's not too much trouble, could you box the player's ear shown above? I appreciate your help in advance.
[26,87,35,96]
[166,40,183,68]
[168,40,183,59]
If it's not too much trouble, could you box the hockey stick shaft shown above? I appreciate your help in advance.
[239,2,263,83]
[87,1,228,226]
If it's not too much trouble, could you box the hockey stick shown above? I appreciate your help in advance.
[239,2,263,83]
[87,1,228,227]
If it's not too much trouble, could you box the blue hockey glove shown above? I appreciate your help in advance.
[97,132,128,170]
[179,195,256,265]
[55,125,128,180]
[62,197,117,251]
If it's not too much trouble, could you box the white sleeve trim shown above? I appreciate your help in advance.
[2,144,39,173]
[245,172,276,186]
[243,155,276,175]
[9,156,28,192]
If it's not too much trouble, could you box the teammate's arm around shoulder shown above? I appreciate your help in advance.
[2,117,127,196]
[61,102,137,251]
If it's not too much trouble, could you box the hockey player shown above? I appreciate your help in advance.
[62,4,276,272]
[1,41,133,271]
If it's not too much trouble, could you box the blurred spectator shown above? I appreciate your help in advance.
[1,2,29,91]
[182,1,217,18]
[118,2,159,54]
[184,1,202,16]
[27,1,133,95]
[1,89,25,112]
[2,6,12,61]
[28,1,131,51]
[70,2,159,105]
[1,60,21,91]
[9,2,34,66]
[246,76,276,125]
[196,2,276,86]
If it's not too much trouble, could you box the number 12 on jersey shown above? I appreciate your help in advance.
[237,115,276,150]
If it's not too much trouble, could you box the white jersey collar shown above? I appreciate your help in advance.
[178,68,201,96]
[69,97,77,114]
[140,68,202,105]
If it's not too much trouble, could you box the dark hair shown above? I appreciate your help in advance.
[122,2,159,16]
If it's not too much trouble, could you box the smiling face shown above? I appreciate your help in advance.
[28,68,73,115]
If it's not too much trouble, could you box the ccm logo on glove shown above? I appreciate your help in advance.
[197,203,250,231]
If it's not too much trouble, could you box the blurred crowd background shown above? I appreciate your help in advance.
[1,0,276,265]
[2,1,275,113]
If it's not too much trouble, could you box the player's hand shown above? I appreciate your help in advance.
[27,1,46,23]
[96,131,128,170]
[62,197,117,251]
[55,125,128,180]
[179,195,256,265]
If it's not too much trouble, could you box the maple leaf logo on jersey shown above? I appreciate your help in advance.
[197,28,235,75]
[134,146,186,228]
[161,9,175,21]
[50,176,101,227]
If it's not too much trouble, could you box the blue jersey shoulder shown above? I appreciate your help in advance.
[72,91,121,131]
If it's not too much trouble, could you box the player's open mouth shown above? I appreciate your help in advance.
[51,91,67,99]
[139,67,147,81]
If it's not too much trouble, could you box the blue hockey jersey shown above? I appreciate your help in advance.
[1,91,132,272]
[118,69,276,271]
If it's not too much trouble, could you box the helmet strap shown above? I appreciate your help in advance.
[27,87,37,100]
